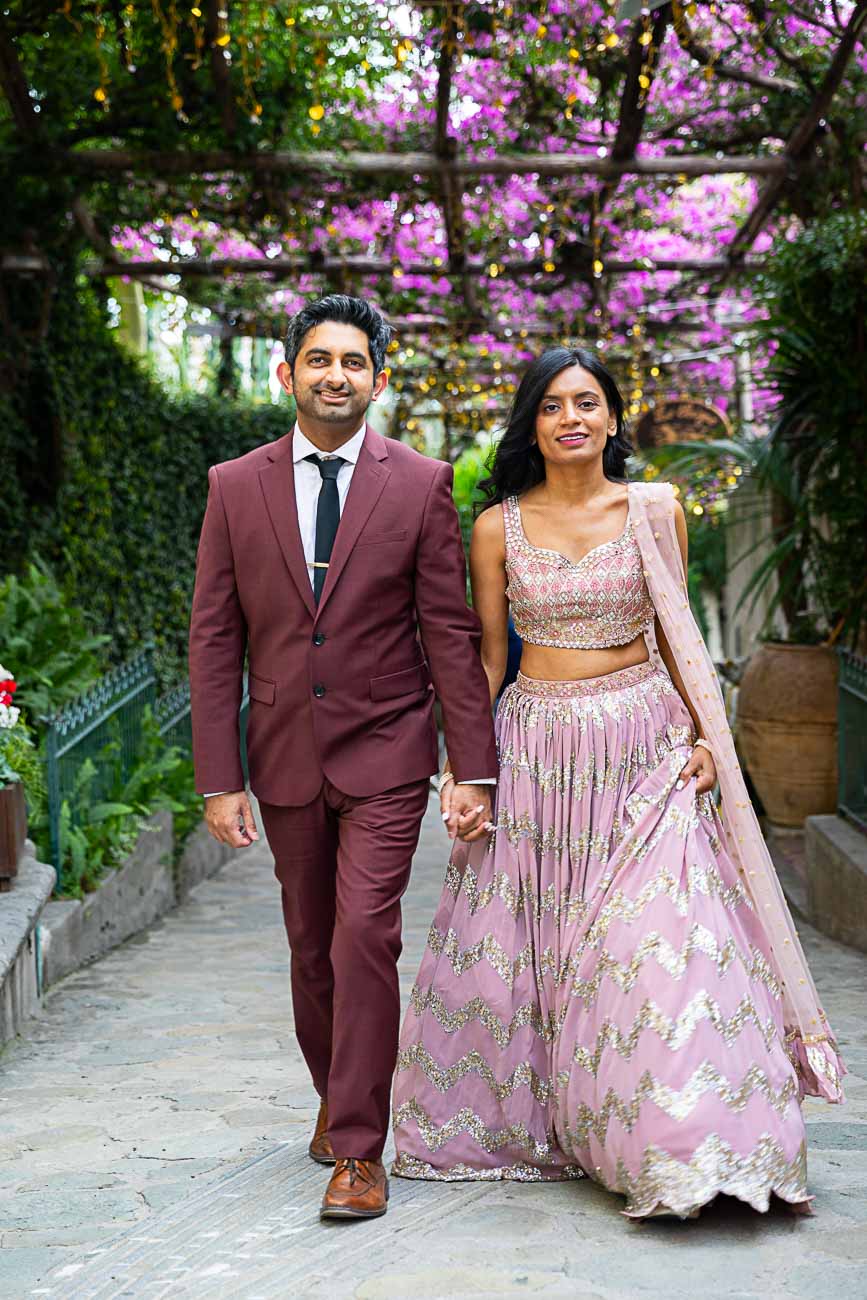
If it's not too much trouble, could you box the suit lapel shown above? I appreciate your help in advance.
[316,427,391,618]
[258,436,317,619]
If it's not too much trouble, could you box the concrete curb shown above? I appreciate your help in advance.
[805,813,867,953]
[0,845,56,1049]
[763,823,810,926]
[175,817,236,899]
[38,811,240,992]
[39,810,175,989]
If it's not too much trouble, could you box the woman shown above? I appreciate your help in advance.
[392,348,844,1218]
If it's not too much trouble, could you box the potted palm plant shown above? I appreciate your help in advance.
[734,212,867,826]
[650,212,867,826]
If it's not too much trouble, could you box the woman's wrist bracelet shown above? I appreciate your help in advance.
[693,738,714,759]
[438,771,456,794]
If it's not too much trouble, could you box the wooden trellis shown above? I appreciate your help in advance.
[3,2,866,355]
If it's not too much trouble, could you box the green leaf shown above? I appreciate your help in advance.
[88,801,137,822]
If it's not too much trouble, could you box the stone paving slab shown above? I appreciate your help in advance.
[1,796,866,1298]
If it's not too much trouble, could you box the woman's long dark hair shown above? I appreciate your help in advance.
[477,347,633,510]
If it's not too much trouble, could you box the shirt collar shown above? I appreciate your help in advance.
[292,422,367,466]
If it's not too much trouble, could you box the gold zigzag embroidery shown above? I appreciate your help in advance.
[568,993,781,1075]
[392,1153,584,1183]
[582,864,752,945]
[394,1098,556,1160]
[497,674,675,732]
[397,996,782,1101]
[621,800,701,867]
[396,1043,554,1103]
[566,926,781,1003]
[397,1066,799,1161]
[561,1063,799,1149]
[496,809,614,863]
[613,1135,808,1217]
[497,744,649,800]
[426,926,587,991]
[426,926,536,989]
[408,984,562,1046]
[442,861,590,926]
[424,922,780,1000]
[443,859,746,938]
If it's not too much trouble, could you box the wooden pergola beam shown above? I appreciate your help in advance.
[728,0,867,260]
[84,254,763,279]
[183,315,717,342]
[671,5,801,95]
[611,11,672,167]
[49,148,796,179]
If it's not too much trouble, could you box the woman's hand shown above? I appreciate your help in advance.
[441,777,494,843]
[676,745,717,796]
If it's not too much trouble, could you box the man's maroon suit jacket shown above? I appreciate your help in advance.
[189,425,498,805]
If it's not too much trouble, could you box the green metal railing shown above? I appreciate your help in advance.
[838,648,867,835]
[44,650,158,875]
[45,649,249,889]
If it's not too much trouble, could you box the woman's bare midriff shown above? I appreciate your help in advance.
[519,632,650,682]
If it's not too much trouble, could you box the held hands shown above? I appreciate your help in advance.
[204,790,260,847]
[676,743,717,796]
[441,780,494,844]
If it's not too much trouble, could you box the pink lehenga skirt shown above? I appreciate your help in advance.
[392,662,810,1217]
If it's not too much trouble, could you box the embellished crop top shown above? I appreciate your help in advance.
[503,494,656,650]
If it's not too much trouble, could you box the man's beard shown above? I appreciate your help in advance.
[295,384,371,425]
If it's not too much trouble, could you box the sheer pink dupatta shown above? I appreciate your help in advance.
[629,481,845,1103]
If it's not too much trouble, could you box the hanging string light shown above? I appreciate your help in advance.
[92,0,111,108]
[188,3,206,72]
[120,1,139,74]
[151,0,184,114]
[308,27,328,135]
[238,1,266,122]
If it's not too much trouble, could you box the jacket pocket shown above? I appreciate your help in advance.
[369,662,431,702]
[248,673,276,705]
[356,528,408,547]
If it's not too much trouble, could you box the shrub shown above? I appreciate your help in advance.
[0,560,109,718]
[34,708,202,898]
[4,277,290,685]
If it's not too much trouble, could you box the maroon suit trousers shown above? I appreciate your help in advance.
[259,776,431,1160]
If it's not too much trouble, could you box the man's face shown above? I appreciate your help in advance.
[280,321,387,426]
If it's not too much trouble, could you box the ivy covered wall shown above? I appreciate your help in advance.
[1,275,291,683]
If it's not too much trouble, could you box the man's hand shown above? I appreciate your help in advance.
[204,791,260,847]
[442,782,494,844]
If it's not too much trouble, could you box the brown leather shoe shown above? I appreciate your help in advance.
[308,1101,335,1165]
[320,1158,389,1220]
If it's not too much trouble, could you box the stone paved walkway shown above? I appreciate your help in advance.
[1,795,866,1299]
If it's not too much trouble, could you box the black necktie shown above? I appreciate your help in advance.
[305,454,346,603]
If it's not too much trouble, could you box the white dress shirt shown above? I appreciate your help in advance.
[293,421,366,588]
[204,421,493,793]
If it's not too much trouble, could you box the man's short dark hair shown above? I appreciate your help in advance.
[284,295,393,375]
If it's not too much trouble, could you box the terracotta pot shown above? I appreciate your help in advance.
[737,642,838,828]
[0,781,27,889]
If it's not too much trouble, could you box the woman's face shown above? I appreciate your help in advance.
[533,364,617,469]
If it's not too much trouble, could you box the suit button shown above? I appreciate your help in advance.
[312,632,326,646]
[313,683,326,698]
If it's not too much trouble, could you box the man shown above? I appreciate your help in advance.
[189,295,497,1220]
